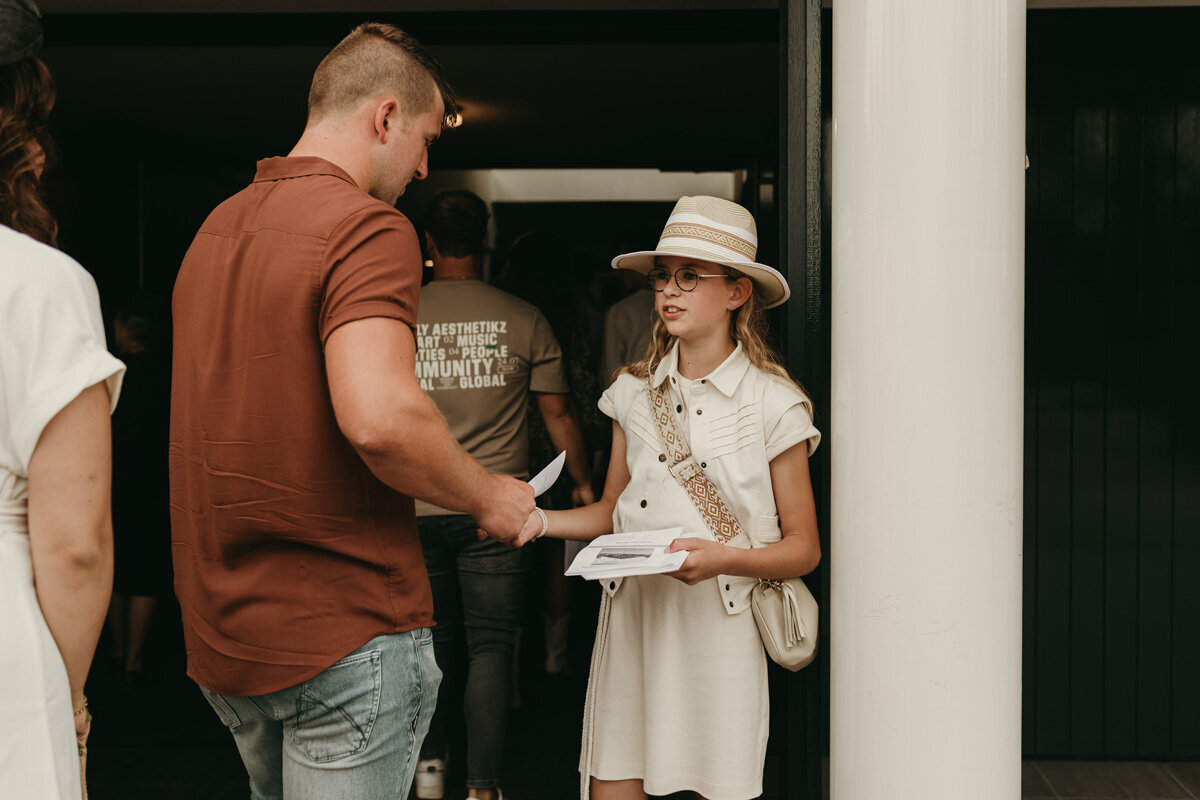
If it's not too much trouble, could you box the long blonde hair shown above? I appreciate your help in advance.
[619,267,808,396]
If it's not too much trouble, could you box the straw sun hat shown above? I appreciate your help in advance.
[611,195,790,309]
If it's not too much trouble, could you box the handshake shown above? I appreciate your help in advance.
[470,475,546,547]
[470,472,595,547]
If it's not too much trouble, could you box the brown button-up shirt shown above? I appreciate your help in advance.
[170,156,432,696]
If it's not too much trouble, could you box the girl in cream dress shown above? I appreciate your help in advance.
[534,197,821,800]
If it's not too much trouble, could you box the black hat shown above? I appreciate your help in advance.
[0,0,44,66]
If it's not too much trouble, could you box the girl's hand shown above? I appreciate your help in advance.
[665,537,730,585]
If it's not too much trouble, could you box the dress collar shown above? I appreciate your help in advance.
[651,342,751,397]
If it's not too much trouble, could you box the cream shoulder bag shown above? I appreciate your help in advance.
[646,377,818,671]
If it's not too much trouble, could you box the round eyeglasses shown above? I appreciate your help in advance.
[646,268,727,292]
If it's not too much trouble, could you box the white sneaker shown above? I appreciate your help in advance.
[415,758,446,800]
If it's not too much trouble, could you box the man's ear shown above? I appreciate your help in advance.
[727,276,753,310]
[425,231,438,259]
[373,99,400,143]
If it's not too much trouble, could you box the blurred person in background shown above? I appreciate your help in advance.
[106,295,171,688]
[498,230,609,676]
[414,191,592,800]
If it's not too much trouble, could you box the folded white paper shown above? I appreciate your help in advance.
[565,528,689,580]
[527,450,566,498]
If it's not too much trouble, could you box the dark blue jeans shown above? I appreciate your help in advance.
[417,514,530,790]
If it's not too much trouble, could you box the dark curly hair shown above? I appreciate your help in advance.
[0,56,56,246]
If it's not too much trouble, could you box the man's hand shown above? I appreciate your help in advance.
[471,475,536,544]
[476,509,544,547]
[571,483,596,507]
[664,537,730,585]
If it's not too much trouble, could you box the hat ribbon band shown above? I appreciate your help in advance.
[660,223,757,260]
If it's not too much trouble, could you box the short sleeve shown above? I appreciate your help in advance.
[763,379,821,461]
[597,372,639,423]
[598,382,618,420]
[528,310,569,394]
[319,203,422,344]
[3,250,126,473]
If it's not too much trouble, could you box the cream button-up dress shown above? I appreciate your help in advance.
[0,225,125,800]
[582,343,819,800]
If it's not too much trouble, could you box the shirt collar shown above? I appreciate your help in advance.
[252,156,359,187]
[651,342,751,397]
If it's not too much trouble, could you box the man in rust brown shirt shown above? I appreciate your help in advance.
[170,23,538,798]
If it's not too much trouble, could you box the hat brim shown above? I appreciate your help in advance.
[611,247,791,310]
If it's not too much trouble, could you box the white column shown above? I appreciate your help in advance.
[829,2,1025,799]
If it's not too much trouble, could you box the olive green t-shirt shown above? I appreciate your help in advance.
[414,279,569,516]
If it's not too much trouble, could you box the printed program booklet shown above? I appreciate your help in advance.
[565,528,689,580]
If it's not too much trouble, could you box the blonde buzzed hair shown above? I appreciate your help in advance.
[307,22,456,126]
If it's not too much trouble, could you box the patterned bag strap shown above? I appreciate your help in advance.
[646,375,744,544]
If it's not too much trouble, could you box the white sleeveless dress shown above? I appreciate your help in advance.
[0,225,125,800]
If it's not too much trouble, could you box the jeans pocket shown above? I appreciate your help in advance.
[200,687,243,731]
[294,648,383,763]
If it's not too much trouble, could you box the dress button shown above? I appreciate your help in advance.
[702,379,707,384]
[676,404,683,413]
[609,581,616,590]
[701,462,707,468]
[729,601,735,608]
[725,583,731,591]
[658,453,667,462]
[640,499,647,508]
[696,409,703,416]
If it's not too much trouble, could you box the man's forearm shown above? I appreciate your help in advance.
[326,317,537,541]
[351,390,492,514]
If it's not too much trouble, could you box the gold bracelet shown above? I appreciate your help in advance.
[533,507,549,540]
[73,697,88,717]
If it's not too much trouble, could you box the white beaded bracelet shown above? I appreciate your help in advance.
[533,507,549,540]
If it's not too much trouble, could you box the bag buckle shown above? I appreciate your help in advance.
[668,455,702,482]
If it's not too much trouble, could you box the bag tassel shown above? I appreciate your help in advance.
[782,581,804,647]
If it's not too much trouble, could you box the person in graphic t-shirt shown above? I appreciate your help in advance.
[413,190,593,800]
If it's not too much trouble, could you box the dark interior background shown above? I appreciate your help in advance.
[27,2,1200,778]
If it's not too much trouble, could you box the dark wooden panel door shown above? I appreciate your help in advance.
[1024,9,1200,758]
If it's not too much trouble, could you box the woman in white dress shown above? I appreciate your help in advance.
[531,196,822,800]
[0,16,126,799]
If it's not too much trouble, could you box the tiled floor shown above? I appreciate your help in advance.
[1024,760,1200,800]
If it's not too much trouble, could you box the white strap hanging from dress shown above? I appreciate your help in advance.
[579,591,612,800]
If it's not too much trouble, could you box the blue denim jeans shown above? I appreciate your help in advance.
[199,630,440,800]
[417,514,531,790]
